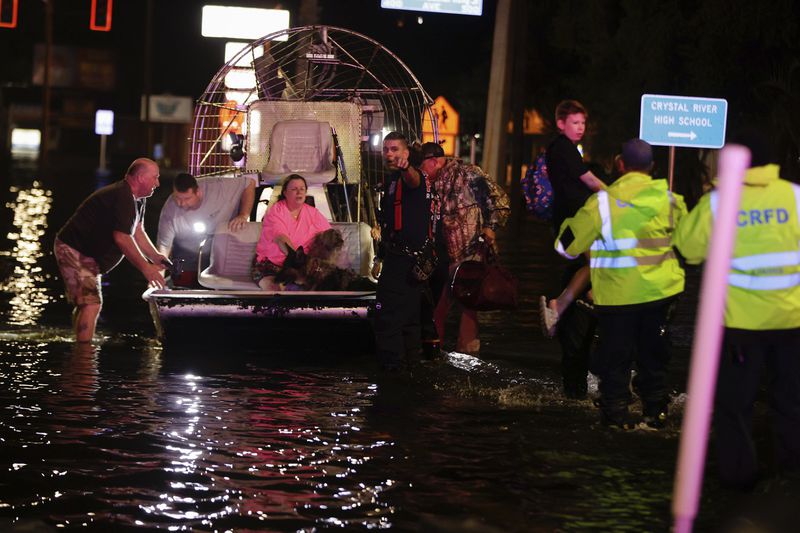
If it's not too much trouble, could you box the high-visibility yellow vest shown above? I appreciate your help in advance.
[673,164,800,330]
[555,172,687,306]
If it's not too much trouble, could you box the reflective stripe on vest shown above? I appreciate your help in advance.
[710,190,719,219]
[711,185,800,291]
[591,250,677,269]
[731,251,800,270]
[590,190,673,258]
[729,273,800,290]
[795,183,800,226]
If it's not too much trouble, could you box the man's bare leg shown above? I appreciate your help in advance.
[550,264,591,316]
[540,264,591,338]
[456,308,480,354]
[74,303,101,343]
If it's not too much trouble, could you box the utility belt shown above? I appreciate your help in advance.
[385,237,426,257]
[385,237,437,281]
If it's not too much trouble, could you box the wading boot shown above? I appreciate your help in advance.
[563,382,588,400]
[600,407,639,430]
[422,338,443,361]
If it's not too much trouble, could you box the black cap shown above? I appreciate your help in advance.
[420,142,445,159]
[621,139,653,170]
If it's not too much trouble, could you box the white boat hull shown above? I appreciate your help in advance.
[143,288,375,345]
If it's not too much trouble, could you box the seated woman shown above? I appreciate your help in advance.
[251,174,331,290]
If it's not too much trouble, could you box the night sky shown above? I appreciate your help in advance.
[3,0,800,187]
[0,0,495,127]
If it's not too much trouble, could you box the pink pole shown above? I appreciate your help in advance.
[671,145,750,533]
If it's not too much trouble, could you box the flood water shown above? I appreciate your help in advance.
[0,161,786,531]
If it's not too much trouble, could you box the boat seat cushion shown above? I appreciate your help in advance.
[261,120,337,186]
[198,222,262,290]
[198,221,373,290]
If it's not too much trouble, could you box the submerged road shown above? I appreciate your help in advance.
[0,162,795,531]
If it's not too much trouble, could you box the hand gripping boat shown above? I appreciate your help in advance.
[143,26,439,344]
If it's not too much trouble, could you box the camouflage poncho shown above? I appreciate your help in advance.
[434,158,510,263]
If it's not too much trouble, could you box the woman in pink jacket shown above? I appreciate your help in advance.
[252,174,331,290]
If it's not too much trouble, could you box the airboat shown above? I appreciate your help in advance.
[142,25,438,343]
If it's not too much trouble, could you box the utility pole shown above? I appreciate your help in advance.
[143,0,154,156]
[298,0,319,25]
[40,0,53,172]
[508,1,527,221]
[481,0,512,185]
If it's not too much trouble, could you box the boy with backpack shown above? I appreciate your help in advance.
[538,99,605,398]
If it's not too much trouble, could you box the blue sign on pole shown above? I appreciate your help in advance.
[640,94,728,149]
[380,0,483,16]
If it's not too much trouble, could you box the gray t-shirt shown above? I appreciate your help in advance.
[157,176,254,269]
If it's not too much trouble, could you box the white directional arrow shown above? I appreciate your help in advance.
[668,131,698,140]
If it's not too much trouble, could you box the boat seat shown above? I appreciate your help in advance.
[261,119,337,186]
[197,221,374,290]
[198,222,262,290]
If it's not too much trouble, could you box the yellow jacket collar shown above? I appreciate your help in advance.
[743,164,780,186]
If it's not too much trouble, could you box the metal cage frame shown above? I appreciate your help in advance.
[189,25,438,184]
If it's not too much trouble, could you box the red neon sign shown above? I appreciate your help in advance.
[90,0,113,32]
[0,0,19,29]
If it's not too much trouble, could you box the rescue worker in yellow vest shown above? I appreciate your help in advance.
[555,139,687,429]
[673,130,800,490]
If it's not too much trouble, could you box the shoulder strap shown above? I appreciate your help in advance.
[393,173,436,241]
[393,176,403,231]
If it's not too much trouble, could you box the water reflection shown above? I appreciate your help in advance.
[140,371,397,529]
[0,182,54,325]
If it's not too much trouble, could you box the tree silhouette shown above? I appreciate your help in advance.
[522,0,800,204]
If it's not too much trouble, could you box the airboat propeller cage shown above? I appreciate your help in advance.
[144,27,441,342]
[189,25,439,195]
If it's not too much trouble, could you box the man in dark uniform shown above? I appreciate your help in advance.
[373,132,431,371]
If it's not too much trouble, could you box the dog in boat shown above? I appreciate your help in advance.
[275,228,371,291]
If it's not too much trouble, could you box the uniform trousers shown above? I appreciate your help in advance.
[374,253,423,368]
[593,298,674,415]
[715,327,800,489]
[557,258,595,396]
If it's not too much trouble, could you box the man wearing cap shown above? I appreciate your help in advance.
[418,142,510,355]
[554,139,687,429]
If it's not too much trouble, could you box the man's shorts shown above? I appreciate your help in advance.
[54,239,102,306]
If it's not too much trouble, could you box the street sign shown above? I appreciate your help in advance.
[140,95,194,124]
[422,95,460,156]
[381,0,483,16]
[640,94,728,149]
[95,109,114,135]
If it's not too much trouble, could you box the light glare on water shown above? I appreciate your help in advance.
[0,183,54,326]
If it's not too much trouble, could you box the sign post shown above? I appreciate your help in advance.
[639,94,728,189]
